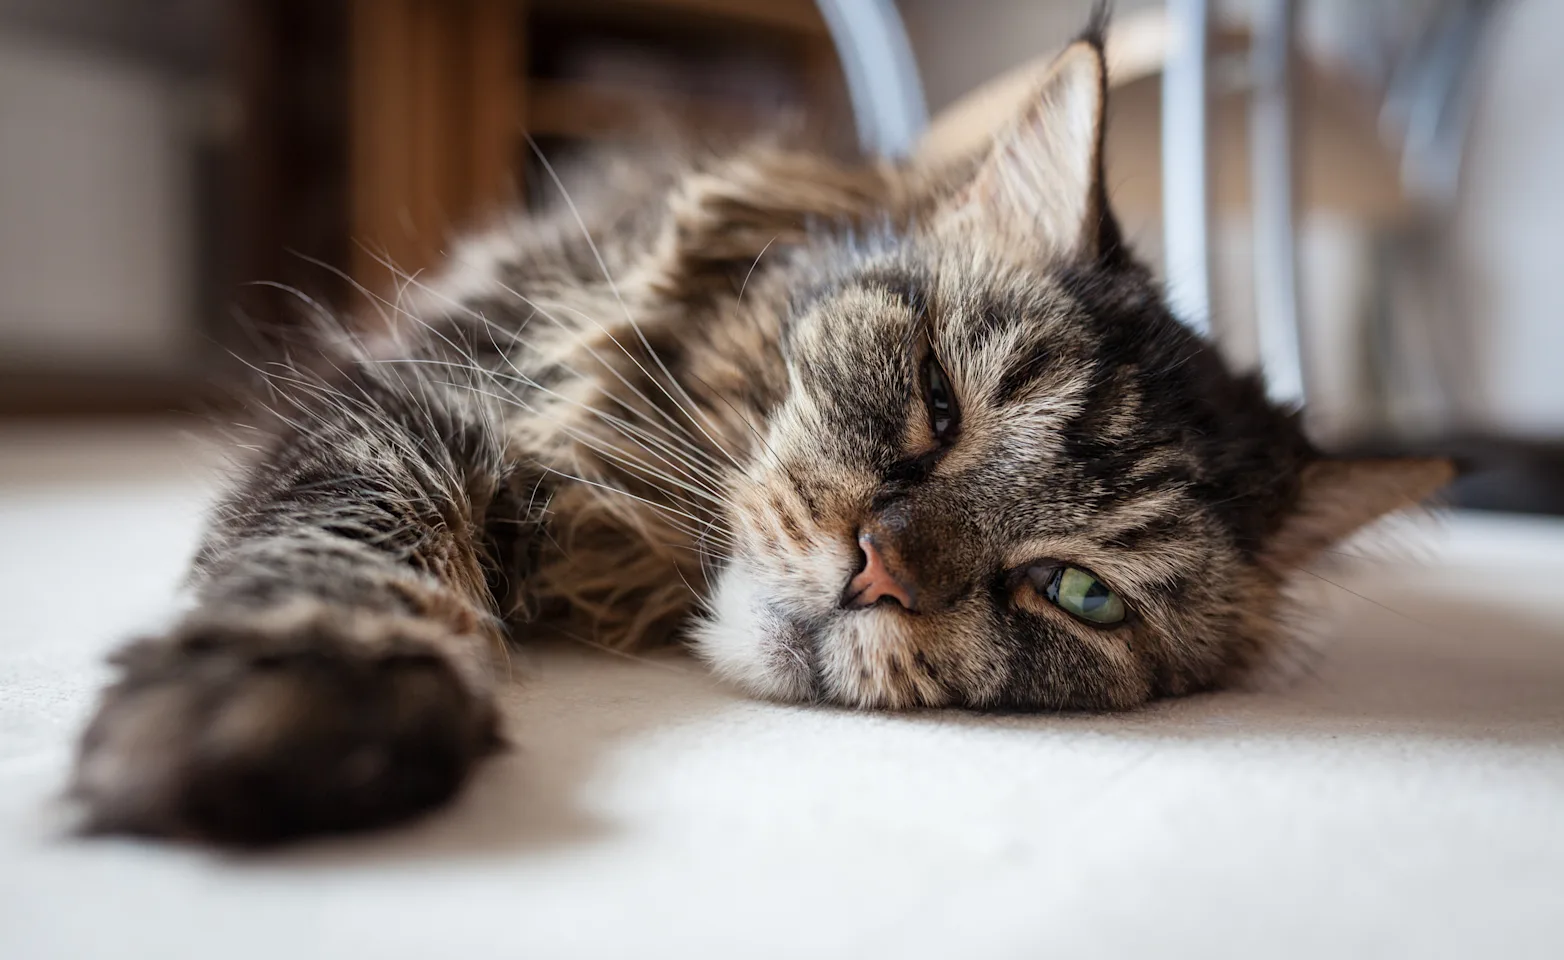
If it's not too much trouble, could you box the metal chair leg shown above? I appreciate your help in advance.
[815,0,929,159]
[1162,0,1214,338]
[1249,0,1307,407]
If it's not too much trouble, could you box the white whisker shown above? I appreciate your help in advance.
[524,136,746,470]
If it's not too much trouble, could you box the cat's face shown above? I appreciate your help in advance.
[691,38,1450,710]
[698,247,1298,710]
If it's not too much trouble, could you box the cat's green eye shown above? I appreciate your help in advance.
[1039,565,1126,625]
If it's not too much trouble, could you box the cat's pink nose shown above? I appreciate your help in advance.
[842,531,917,610]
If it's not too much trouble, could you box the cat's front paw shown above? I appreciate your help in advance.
[71,603,501,845]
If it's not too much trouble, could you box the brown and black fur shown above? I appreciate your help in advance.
[71,26,1450,845]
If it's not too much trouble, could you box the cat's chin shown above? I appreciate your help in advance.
[690,562,819,704]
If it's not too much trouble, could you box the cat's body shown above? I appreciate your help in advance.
[71,28,1449,845]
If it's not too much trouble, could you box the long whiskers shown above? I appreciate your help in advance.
[371,353,735,516]
[484,280,737,470]
[430,372,736,518]
[296,246,725,504]
[353,256,733,484]
[524,136,746,471]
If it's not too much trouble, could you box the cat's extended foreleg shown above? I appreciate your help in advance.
[71,357,535,844]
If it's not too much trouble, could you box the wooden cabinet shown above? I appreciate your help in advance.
[236,0,843,315]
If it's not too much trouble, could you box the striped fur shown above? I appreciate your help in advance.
[71,33,1449,844]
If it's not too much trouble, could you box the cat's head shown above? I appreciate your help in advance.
[691,34,1450,709]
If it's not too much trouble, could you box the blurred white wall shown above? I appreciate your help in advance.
[1453,0,1564,439]
[0,32,193,371]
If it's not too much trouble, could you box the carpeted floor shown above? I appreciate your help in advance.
[3,422,1563,959]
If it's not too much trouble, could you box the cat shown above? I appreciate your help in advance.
[69,22,1450,845]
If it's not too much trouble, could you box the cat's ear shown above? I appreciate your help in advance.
[1264,458,1455,570]
[928,37,1112,260]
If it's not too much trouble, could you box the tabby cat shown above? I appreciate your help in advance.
[71,25,1450,845]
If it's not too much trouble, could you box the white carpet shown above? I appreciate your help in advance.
[3,423,1564,959]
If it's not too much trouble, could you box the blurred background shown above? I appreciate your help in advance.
[0,0,1557,513]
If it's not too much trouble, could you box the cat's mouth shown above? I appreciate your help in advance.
[694,556,941,708]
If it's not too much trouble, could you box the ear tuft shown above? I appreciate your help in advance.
[1079,0,1112,51]
[1265,458,1455,570]
[937,38,1110,260]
